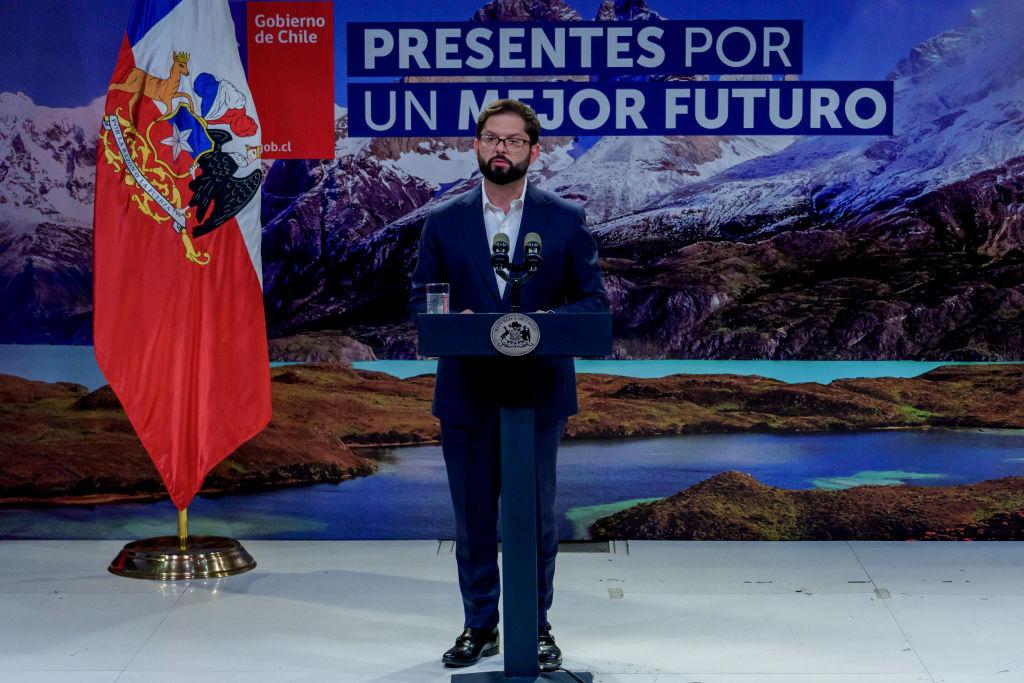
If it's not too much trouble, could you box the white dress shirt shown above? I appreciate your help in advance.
[481,180,528,299]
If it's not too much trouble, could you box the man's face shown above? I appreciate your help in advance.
[474,112,541,185]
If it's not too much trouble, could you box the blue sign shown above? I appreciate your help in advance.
[347,80,894,137]
[348,21,804,77]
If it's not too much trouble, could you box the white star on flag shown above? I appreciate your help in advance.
[161,123,193,160]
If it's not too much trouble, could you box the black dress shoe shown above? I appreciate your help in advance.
[442,627,500,667]
[538,626,563,671]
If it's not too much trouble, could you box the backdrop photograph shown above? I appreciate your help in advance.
[1,0,1022,542]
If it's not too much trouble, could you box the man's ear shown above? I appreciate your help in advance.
[530,143,541,163]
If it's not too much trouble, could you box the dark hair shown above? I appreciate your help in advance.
[475,99,541,145]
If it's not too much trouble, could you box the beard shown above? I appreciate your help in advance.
[477,152,530,185]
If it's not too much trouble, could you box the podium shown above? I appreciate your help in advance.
[418,312,611,683]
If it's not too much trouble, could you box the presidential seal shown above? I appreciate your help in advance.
[490,314,540,356]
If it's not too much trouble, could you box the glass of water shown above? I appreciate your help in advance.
[426,282,450,314]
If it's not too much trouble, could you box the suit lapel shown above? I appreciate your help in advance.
[501,183,553,307]
[457,185,502,306]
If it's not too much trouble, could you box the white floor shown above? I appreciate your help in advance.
[0,540,1022,682]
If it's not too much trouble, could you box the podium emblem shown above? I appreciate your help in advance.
[490,314,541,356]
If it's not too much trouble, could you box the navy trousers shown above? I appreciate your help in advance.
[440,416,566,631]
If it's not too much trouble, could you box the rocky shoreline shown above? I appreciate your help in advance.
[0,367,385,507]
[590,471,1024,541]
[1,362,1021,507]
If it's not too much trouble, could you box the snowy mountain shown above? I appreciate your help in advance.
[595,0,661,22]
[596,4,1024,251]
[260,130,435,334]
[0,92,101,229]
[588,3,1024,360]
[472,0,581,21]
[0,93,103,342]
[2,0,1021,359]
[535,134,795,224]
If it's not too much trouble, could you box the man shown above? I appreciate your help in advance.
[409,99,609,671]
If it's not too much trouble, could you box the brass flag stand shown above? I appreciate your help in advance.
[108,507,257,580]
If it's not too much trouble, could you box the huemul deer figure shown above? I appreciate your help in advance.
[108,51,195,120]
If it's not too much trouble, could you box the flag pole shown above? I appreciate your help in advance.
[97,0,266,584]
[177,508,188,550]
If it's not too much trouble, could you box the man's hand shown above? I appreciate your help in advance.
[461,309,473,314]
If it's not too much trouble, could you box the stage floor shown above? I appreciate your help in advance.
[0,540,1021,682]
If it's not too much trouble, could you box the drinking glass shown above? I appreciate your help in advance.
[426,283,450,314]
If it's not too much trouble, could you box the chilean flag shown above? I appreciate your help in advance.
[94,0,271,509]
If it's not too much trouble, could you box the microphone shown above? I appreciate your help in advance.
[491,232,510,269]
[523,232,542,270]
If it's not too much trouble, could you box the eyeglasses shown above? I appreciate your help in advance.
[478,134,532,152]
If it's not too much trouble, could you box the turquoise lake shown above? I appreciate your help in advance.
[1,344,1018,389]
[2,430,1022,540]
[1,345,1022,540]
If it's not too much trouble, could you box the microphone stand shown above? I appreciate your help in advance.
[491,234,542,312]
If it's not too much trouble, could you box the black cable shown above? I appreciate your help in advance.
[540,667,588,683]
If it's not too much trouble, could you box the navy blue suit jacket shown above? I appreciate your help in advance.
[409,183,609,427]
